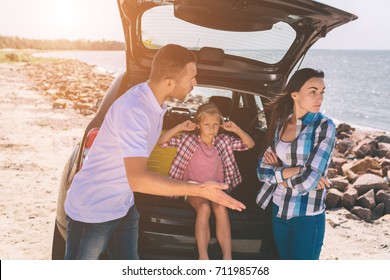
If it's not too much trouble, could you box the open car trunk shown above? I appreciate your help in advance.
[113,0,358,259]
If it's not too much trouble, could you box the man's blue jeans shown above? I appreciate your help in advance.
[272,203,325,260]
[65,205,140,260]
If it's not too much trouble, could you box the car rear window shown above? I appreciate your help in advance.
[167,86,231,111]
[141,5,296,64]
[167,86,267,130]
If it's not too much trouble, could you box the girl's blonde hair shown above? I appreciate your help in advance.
[194,102,223,125]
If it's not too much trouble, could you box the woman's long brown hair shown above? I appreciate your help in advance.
[264,68,325,148]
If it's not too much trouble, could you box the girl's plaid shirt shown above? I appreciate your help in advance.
[160,132,249,192]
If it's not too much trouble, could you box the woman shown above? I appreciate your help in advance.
[256,68,336,260]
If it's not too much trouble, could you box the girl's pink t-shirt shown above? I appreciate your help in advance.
[183,141,224,184]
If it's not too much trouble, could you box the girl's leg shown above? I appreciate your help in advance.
[187,196,212,260]
[212,202,232,260]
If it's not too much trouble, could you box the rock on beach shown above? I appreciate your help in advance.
[23,59,115,116]
[327,124,390,222]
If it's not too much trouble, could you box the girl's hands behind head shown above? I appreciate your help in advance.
[179,120,196,131]
[221,120,239,132]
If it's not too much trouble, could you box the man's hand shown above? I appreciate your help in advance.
[125,158,246,211]
[198,181,246,211]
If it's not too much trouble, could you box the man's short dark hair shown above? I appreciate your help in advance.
[150,44,196,83]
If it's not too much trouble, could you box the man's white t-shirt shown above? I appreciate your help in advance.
[65,82,167,223]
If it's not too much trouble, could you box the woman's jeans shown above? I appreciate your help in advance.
[65,205,140,260]
[272,203,325,260]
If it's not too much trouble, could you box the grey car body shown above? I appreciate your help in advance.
[52,0,357,259]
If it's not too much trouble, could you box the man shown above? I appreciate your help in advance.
[64,44,246,260]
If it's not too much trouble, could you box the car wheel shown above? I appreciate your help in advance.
[51,220,66,260]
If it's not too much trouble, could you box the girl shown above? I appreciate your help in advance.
[158,102,254,260]
[256,68,335,260]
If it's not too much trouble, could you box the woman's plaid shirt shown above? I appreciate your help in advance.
[160,133,249,192]
[256,112,336,219]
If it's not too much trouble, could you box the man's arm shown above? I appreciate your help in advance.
[124,157,246,211]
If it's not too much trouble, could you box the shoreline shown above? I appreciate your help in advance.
[32,50,126,74]
[2,48,389,133]
[332,119,389,135]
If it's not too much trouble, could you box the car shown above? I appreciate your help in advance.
[52,0,357,260]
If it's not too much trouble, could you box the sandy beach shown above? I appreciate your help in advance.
[0,62,91,259]
[0,62,389,260]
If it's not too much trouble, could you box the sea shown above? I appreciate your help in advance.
[35,49,390,133]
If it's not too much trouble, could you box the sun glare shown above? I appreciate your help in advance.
[56,3,81,24]
[45,0,88,39]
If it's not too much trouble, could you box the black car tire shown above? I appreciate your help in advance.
[51,220,66,260]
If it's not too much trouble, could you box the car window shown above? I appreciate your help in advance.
[167,86,231,112]
[167,86,267,130]
[141,5,296,64]
[254,95,267,130]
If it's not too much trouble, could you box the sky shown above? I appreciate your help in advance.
[0,0,389,50]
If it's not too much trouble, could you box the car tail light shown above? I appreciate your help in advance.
[81,127,99,167]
